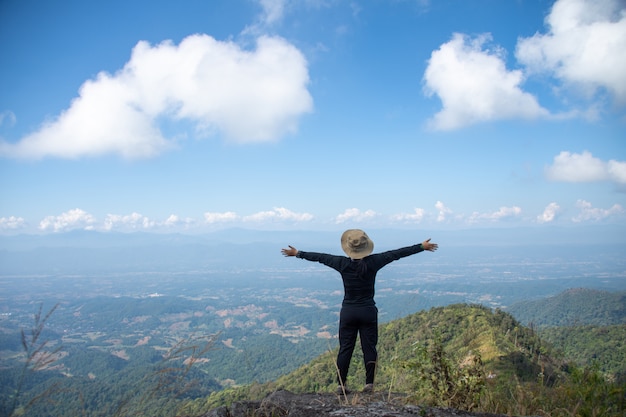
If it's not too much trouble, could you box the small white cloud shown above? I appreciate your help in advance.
[40,209,96,232]
[335,208,377,224]
[0,216,26,230]
[468,206,522,223]
[424,33,548,130]
[545,150,606,182]
[1,34,312,160]
[391,208,425,223]
[537,202,561,223]
[572,199,624,222]
[204,211,240,224]
[164,214,180,227]
[244,207,313,222]
[243,0,288,36]
[516,0,626,103]
[103,212,155,231]
[259,0,287,25]
[546,150,626,184]
[163,214,195,228]
[434,201,453,222]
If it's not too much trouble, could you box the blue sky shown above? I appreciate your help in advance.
[0,0,625,235]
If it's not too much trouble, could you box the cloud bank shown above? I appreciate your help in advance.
[3,201,624,234]
[1,34,312,160]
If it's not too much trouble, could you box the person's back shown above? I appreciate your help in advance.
[339,259,376,307]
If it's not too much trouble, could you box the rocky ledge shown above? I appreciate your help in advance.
[200,389,521,417]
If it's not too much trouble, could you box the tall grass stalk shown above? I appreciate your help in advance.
[3,303,61,417]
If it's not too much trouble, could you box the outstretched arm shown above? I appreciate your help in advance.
[281,246,345,272]
[421,238,438,252]
[281,245,298,257]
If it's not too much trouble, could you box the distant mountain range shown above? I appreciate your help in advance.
[1,226,625,275]
[2,224,626,249]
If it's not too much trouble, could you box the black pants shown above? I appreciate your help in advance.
[336,305,378,385]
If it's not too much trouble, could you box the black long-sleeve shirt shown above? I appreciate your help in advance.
[296,244,424,307]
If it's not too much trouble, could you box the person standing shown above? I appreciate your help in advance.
[281,229,438,394]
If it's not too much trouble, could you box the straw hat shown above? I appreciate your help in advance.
[341,229,374,259]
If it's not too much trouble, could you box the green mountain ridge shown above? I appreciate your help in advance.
[184,302,625,416]
[193,304,563,412]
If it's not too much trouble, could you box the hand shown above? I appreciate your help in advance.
[422,238,438,252]
[281,245,298,257]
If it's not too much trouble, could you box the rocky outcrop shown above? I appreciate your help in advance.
[200,389,519,417]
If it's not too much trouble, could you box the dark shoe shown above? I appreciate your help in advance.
[336,385,351,395]
[362,383,374,393]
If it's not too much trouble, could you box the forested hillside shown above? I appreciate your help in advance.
[506,288,626,380]
[541,324,626,378]
[507,288,626,327]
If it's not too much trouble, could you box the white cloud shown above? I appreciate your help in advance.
[335,208,377,224]
[0,34,312,160]
[572,199,624,222]
[0,216,26,230]
[103,212,155,231]
[434,201,452,222]
[537,202,561,223]
[164,214,179,226]
[243,0,288,36]
[248,0,336,32]
[39,208,96,232]
[516,0,626,103]
[204,211,240,224]
[259,0,287,25]
[391,208,425,223]
[102,212,197,230]
[163,214,195,228]
[244,207,314,222]
[607,159,626,184]
[424,33,548,130]
[468,206,522,223]
[546,150,626,184]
